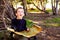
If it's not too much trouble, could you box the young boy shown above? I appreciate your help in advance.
[10,7,36,40]
[11,7,29,32]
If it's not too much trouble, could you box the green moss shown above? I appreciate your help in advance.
[45,17,60,23]
[0,32,4,39]
[43,17,60,27]
[26,19,34,28]
[46,9,52,12]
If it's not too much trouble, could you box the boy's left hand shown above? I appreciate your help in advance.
[27,28,30,32]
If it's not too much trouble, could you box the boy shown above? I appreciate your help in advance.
[11,7,29,32]
[10,7,36,40]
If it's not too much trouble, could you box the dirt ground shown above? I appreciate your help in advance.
[1,14,60,40]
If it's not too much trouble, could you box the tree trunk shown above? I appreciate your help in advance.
[0,0,15,28]
[51,0,59,15]
[56,0,59,15]
[3,0,15,19]
[40,0,46,12]
[51,0,56,15]
[22,0,27,16]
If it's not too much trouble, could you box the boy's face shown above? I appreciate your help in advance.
[16,9,24,17]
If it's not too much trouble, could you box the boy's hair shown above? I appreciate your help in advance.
[15,7,23,13]
[14,7,24,16]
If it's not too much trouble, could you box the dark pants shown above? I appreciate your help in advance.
[10,32,36,40]
[28,36,36,40]
[10,32,14,38]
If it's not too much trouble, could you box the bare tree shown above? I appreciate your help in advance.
[51,0,59,15]
[55,0,59,15]
[21,0,27,16]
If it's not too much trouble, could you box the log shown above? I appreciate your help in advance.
[6,25,42,38]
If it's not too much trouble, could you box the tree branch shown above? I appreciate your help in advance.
[32,2,49,14]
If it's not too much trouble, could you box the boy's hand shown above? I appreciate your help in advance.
[27,28,30,32]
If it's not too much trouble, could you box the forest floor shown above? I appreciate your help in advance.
[33,14,60,40]
[0,14,60,40]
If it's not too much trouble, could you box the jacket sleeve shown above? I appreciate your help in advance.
[23,19,27,30]
[11,19,16,30]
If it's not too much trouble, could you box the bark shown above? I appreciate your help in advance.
[21,0,27,16]
[55,0,59,15]
[51,0,56,15]
[3,0,15,19]
[40,0,46,11]
[51,0,59,15]
[0,0,15,28]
